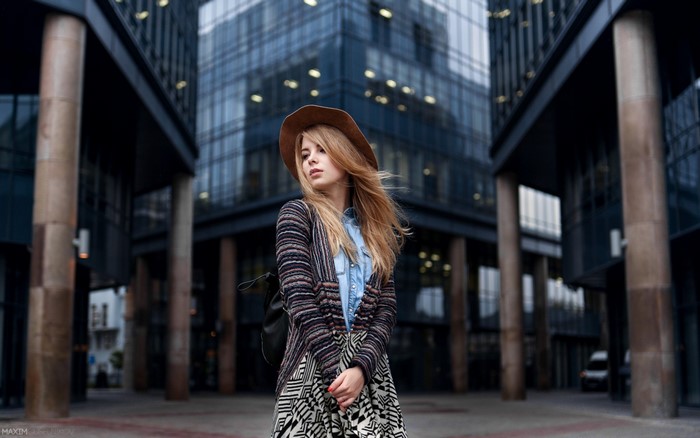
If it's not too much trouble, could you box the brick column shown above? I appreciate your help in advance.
[533,256,550,390]
[218,237,237,394]
[166,173,193,400]
[496,171,525,400]
[613,10,677,418]
[449,236,468,393]
[122,283,134,391]
[25,13,86,419]
[133,257,150,391]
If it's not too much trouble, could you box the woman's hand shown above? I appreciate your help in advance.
[328,367,365,412]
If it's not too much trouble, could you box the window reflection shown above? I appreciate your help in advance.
[519,185,561,237]
[664,77,700,234]
[109,0,198,134]
[0,94,39,243]
[478,266,499,328]
[489,0,582,130]
[416,287,444,319]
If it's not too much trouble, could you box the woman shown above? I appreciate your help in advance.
[272,105,410,437]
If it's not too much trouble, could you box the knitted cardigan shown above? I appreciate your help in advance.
[275,199,397,395]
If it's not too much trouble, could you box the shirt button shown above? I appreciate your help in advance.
[350,263,355,268]
[352,284,356,289]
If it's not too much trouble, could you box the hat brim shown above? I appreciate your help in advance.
[279,105,378,180]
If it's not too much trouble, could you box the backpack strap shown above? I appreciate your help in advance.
[236,272,272,292]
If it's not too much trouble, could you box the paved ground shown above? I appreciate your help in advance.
[1,389,699,437]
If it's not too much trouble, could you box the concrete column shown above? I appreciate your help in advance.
[166,174,193,400]
[533,256,551,390]
[133,257,150,391]
[122,283,135,391]
[496,171,525,400]
[218,237,237,394]
[613,11,677,418]
[449,236,468,393]
[25,13,86,419]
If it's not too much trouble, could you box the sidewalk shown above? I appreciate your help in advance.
[1,389,698,437]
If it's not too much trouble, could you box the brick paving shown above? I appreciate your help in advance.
[1,389,698,437]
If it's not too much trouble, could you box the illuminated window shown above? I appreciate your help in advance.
[370,2,391,47]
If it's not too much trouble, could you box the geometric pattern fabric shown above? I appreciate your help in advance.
[271,331,407,437]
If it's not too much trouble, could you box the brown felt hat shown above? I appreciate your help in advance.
[279,105,378,180]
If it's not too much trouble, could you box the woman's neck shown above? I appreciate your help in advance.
[325,184,351,214]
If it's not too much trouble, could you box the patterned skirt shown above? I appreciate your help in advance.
[271,331,407,437]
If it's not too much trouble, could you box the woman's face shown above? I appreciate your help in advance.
[300,135,349,194]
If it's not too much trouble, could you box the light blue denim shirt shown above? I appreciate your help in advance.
[333,208,373,332]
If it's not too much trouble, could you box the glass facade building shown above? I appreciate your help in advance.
[0,0,198,407]
[133,0,601,394]
[488,0,700,406]
[194,0,494,214]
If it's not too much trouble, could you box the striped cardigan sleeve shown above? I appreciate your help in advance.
[276,200,340,385]
[349,273,397,383]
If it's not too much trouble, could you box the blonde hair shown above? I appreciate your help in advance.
[294,124,410,284]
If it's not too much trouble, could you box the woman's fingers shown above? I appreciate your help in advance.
[330,367,365,412]
[338,396,353,405]
[329,373,346,393]
[337,396,355,409]
[329,367,363,398]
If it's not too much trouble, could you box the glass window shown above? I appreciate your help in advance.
[102,303,108,327]
[0,96,12,147]
[478,266,499,328]
[369,1,392,48]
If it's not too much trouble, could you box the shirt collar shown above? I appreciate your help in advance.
[342,207,358,225]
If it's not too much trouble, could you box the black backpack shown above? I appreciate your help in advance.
[237,201,312,369]
[237,267,288,369]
